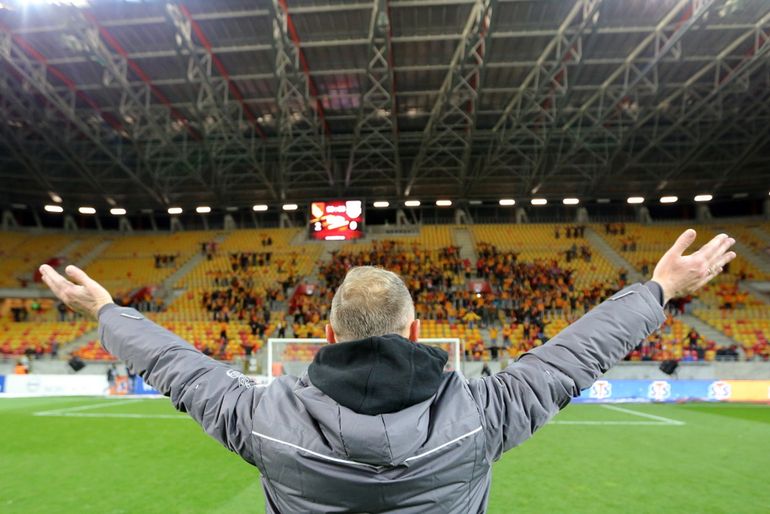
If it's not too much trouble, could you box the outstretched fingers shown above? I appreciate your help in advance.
[695,233,733,262]
[39,264,75,300]
[708,235,736,266]
[65,265,95,287]
[668,229,697,257]
[713,250,737,272]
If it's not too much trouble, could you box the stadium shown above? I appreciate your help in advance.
[0,0,769,512]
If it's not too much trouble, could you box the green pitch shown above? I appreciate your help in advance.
[1,398,768,513]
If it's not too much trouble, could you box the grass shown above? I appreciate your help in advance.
[1,398,769,513]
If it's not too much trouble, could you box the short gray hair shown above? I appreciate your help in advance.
[329,266,414,342]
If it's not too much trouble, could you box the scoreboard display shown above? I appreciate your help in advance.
[309,200,364,241]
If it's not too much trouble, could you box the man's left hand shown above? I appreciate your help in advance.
[39,264,114,320]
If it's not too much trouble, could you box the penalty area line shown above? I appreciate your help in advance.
[33,412,188,419]
[600,404,686,425]
[550,420,677,426]
[33,399,143,417]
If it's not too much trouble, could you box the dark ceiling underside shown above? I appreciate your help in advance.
[0,0,769,209]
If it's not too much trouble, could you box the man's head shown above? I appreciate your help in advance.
[326,266,419,343]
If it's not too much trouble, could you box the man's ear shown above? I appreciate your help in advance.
[325,323,337,344]
[408,319,420,343]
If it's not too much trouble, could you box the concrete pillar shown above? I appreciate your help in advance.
[1,210,17,230]
[118,217,133,233]
[224,214,238,231]
[63,214,78,232]
[696,204,712,222]
[396,209,411,227]
[575,206,590,223]
[279,213,294,228]
[637,206,652,224]
[199,214,209,231]
[515,207,528,224]
[170,216,184,232]
[454,208,472,225]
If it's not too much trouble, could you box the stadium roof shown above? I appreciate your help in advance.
[0,0,769,210]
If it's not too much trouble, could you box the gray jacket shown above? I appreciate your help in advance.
[98,282,665,513]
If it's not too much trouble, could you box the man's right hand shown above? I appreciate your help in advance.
[39,264,114,320]
[651,229,737,304]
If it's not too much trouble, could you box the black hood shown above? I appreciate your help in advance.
[307,334,448,416]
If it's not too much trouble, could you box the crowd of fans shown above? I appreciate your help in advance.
[3,227,767,365]
[554,225,587,239]
[312,240,625,362]
[201,277,285,324]
[228,251,273,272]
[153,254,178,268]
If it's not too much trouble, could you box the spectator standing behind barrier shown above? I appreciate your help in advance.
[38,229,736,513]
[107,364,117,393]
[14,360,28,374]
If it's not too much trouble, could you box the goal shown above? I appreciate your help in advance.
[267,337,462,381]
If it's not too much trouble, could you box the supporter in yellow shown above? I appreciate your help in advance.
[462,311,481,325]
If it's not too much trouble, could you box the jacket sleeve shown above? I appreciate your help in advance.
[98,304,264,465]
[468,282,666,462]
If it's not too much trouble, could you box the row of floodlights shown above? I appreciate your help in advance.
[38,193,755,215]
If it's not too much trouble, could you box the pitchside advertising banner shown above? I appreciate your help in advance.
[575,379,770,403]
[0,376,768,401]
[1,375,106,397]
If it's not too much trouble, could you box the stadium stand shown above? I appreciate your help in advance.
[0,232,73,287]
[2,222,768,363]
[596,223,768,283]
[469,224,617,286]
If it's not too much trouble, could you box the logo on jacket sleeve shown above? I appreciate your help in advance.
[226,369,258,389]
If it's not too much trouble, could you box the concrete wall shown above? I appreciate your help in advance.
[459,361,770,380]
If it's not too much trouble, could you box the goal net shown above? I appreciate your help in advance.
[267,338,462,381]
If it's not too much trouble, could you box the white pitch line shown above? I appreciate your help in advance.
[551,420,678,425]
[601,404,685,425]
[33,399,143,417]
[35,412,187,419]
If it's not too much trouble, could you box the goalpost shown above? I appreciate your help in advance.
[267,338,462,381]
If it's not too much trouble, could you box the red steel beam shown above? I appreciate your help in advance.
[277,0,331,136]
[0,21,125,134]
[386,1,399,137]
[178,4,267,140]
[82,11,201,141]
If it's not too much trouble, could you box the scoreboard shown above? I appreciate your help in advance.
[309,200,364,241]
